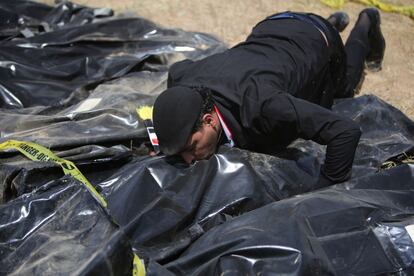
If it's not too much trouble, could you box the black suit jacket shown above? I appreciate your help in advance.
[167,15,361,183]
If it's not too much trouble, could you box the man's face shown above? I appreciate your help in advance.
[180,113,221,164]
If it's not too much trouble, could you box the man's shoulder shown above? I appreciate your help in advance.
[167,59,195,86]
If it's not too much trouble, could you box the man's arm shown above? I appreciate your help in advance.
[261,93,361,184]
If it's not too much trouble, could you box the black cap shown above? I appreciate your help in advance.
[153,86,203,155]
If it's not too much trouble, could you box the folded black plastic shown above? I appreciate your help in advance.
[0,144,132,203]
[0,0,113,41]
[0,175,133,275]
[0,0,226,148]
[1,1,414,275]
[93,96,414,274]
[158,164,414,275]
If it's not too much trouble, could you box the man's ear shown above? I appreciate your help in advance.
[202,113,214,126]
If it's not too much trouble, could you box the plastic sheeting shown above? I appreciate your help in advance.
[1,1,414,275]
[0,176,134,275]
[0,0,226,148]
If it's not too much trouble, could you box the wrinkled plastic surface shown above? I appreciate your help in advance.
[0,176,133,275]
[0,0,227,148]
[96,96,414,275]
[1,1,414,275]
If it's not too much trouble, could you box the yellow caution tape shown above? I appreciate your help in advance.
[132,253,146,276]
[0,139,147,274]
[321,0,344,8]
[136,105,153,121]
[0,139,107,208]
[380,152,414,170]
[321,0,414,19]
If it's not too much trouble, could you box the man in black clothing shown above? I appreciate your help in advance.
[152,8,386,185]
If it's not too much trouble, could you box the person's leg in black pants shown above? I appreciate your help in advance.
[344,12,371,97]
[327,8,386,98]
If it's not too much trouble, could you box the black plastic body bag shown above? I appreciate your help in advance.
[1,1,414,275]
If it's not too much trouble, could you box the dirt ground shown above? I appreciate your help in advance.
[41,0,414,119]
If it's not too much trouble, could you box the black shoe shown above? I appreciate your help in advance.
[360,8,386,71]
[327,11,350,32]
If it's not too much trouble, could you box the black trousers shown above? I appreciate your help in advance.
[268,12,370,99]
[311,13,370,98]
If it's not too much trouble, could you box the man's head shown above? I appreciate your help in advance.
[153,86,222,164]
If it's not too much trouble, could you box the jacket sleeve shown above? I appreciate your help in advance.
[261,92,361,183]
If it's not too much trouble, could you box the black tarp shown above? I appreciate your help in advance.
[0,0,226,148]
[1,1,414,275]
[0,176,134,275]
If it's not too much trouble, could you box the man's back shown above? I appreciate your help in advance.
[168,17,337,107]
